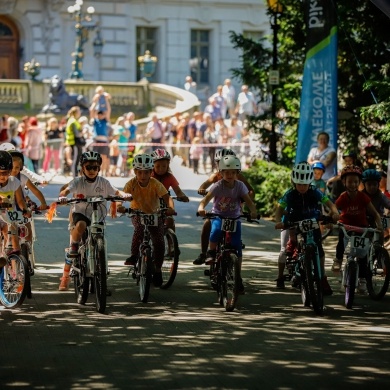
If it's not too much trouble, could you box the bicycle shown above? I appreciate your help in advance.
[121,207,174,302]
[0,204,30,308]
[282,216,333,315]
[197,212,259,312]
[54,195,124,313]
[337,221,390,309]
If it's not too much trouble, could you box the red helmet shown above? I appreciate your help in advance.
[340,165,362,179]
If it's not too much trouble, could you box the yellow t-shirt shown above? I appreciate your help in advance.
[123,177,167,213]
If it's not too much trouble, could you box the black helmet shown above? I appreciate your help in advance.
[9,150,24,165]
[0,151,13,171]
[362,169,381,183]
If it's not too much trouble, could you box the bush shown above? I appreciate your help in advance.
[243,160,291,217]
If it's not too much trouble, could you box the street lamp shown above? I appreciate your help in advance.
[67,0,103,79]
[138,50,158,81]
[267,0,283,162]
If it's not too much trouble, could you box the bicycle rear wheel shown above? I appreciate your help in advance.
[139,248,152,303]
[161,228,179,289]
[221,253,240,312]
[0,254,29,308]
[345,260,357,309]
[304,245,324,315]
[94,237,107,313]
[21,243,32,299]
[73,254,89,305]
[366,246,390,300]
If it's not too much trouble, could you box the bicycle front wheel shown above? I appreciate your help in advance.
[221,253,240,312]
[161,228,179,289]
[0,254,29,308]
[345,260,357,309]
[139,248,152,303]
[304,245,324,315]
[366,246,390,300]
[94,237,107,313]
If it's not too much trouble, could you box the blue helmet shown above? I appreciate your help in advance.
[362,169,381,183]
[312,162,325,171]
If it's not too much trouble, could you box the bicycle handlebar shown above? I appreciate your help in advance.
[196,211,260,223]
[57,195,129,205]
[336,221,382,237]
[282,215,334,230]
[119,207,177,217]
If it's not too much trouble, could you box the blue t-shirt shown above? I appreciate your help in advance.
[128,123,137,141]
[93,118,108,137]
[278,185,328,222]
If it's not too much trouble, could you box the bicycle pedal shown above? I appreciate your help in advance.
[132,272,137,279]
[204,269,210,276]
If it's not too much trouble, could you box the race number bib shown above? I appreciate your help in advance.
[298,218,319,232]
[140,214,158,226]
[382,217,390,229]
[221,219,237,232]
[350,236,370,250]
[6,210,31,224]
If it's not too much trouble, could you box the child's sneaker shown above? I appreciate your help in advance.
[358,278,367,294]
[59,276,70,291]
[205,250,216,265]
[322,276,333,296]
[275,277,285,289]
[124,255,137,266]
[331,258,342,272]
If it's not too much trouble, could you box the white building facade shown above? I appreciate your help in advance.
[0,0,270,93]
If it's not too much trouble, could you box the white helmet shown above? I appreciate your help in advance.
[291,161,314,184]
[132,153,154,170]
[219,155,241,172]
[0,142,16,151]
[215,148,236,162]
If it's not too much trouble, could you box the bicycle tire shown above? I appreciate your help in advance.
[222,253,240,312]
[94,236,107,313]
[21,243,32,299]
[73,253,90,305]
[209,262,218,291]
[366,246,390,300]
[0,254,29,308]
[139,248,152,303]
[161,228,179,289]
[305,245,324,315]
[345,260,357,309]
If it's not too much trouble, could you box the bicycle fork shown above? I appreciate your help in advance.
[342,257,359,289]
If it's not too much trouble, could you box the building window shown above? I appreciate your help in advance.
[136,27,158,81]
[190,29,209,84]
[243,30,264,42]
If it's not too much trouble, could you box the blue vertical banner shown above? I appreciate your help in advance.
[296,0,338,163]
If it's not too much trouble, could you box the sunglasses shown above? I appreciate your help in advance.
[85,165,100,171]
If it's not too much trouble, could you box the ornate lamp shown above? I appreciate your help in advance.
[138,50,158,81]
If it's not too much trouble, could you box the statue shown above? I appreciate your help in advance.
[41,75,89,114]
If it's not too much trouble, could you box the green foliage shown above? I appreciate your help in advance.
[243,160,291,217]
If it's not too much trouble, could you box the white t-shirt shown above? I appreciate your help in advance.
[307,146,337,181]
[67,176,118,217]
[0,176,21,207]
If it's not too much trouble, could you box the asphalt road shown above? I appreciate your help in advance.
[1,164,390,389]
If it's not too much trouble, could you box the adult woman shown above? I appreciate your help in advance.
[307,132,337,181]
[42,117,63,173]
[65,106,83,177]
[25,117,43,172]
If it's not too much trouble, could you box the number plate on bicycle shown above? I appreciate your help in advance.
[221,219,237,232]
[298,218,319,232]
[141,214,158,226]
[350,236,370,250]
[382,217,390,229]
[1,210,31,224]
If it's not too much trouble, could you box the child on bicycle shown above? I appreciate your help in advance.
[119,153,175,287]
[332,165,383,292]
[193,148,254,265]
[0,151,32,268]
[274,162,339,293]
[197,155,257,293]
[150,148,189,231]
[57,151,129,291]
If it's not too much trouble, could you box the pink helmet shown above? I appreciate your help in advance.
[340,165,362,179]
[151,148,171,161]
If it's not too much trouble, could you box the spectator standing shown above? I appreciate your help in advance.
[211,85,227,119]
[204,96,222,123]
[125,111,137,142]
[65,106,83,177]
[92,110,110,176]
[222,78,236,118]
[235,85,257,124]
[146,113,164,151]
[184,75,197,94]
[17,116,29,149]
[89,85,111,123]
[25,117,43,172]
[42,117,63,173]
[0,115,10,143]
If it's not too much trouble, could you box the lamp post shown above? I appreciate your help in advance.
[267,0,283,163]
[137,50,158,81]
[67,0,103,80]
